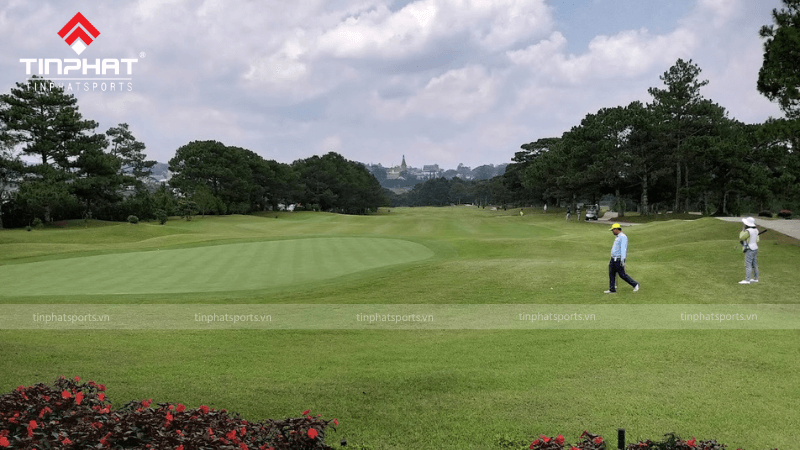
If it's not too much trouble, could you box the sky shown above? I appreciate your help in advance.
[0,0,787,170]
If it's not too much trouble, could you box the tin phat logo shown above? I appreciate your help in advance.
[19,12,139,92]
[57,12,100,55]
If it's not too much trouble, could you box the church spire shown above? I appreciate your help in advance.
[401,155,407,171]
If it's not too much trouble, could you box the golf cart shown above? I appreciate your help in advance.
[585,204,599,221]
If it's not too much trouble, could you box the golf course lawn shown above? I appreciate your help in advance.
[1,207,798,449]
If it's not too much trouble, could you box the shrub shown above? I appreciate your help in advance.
[0,377,338,450]
[625,433,726,450]
[155,208,168,225]
[25,225,31,232]
[777,209,792,219]
[127,215,139,224]
[31,217,42,228]
[527,431,778,450]
[530,431,605,450]
[758,210,772,218]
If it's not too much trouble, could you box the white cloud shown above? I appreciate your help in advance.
[244,38,309,84]
[319,135,343,153]
[373,65,498,121]
[508,27,696,85]
[316,0,552,59]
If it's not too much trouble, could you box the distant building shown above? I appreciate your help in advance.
[422,165,441,178]
[386,155,409,180]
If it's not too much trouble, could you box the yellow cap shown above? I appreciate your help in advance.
[609,223,622,230]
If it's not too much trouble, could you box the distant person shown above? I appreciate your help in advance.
[520,208,524,216]
[605,223,639,294]
[738,217,760,284]
[566,207,571,220]
[543,204,547,213]
[576,205,581,221]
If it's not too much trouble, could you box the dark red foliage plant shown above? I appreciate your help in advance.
[529,431,606,450]
[0,377,338,450]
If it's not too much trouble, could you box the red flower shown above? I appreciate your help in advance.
[100,432,112,447]
[227,430,237,440]
[91,422,103,430]
[75,391,84,405]
[176,446,184,450]
[89,381,96,387]
[166,412,174,421]
[74,376,81,381]
[208,428,215,436]
[176,404,186,413]
[62,390,72,399]
[687,438,697,448]
[240,427,246,436]
[27,420,37,437]
[302,409,310,415]
[98,384,106,391]
[0,437,8,448]
[63,437,73,445]
[142,399,151,408]
[556,434,565,445]
[39,407,53,418]
[571,447,580,450]
[333,419,339,426]
[530,440,540,449]
[539,435,551,443]
[98,393,106,401]
[594,436,604,444]
[307,428,319,439]
[200,405,210,414]
[220,438,229,444]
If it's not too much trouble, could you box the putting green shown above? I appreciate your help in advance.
[0,237,434,296]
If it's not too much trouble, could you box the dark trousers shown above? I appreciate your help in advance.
[609,258,637,292]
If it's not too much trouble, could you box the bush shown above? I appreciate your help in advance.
[155,208,168,225]
[777,209,792,219]
[530,431,605,450]
[758,210,773,218]
[0,377,338,450]
[527,431,778,450]
[31,217,42,228]
[25,225,31,232]
[127,215,139,224]
[625,433,727,450]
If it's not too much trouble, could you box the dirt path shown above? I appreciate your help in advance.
[716,216,800,240]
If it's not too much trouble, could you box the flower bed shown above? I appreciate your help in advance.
[528,431,778,450]
[0,377,337,450]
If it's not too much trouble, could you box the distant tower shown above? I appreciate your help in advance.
[401,155,407,172]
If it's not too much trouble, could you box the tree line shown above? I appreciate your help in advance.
[386,176,512,207]
[0,79,386,228]
[500,2,800,216]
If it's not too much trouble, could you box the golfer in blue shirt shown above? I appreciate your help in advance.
[605,223,639,293]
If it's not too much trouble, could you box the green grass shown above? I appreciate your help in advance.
[1,207,799,449]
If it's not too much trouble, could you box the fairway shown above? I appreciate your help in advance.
[0,237,433,296]
[1,207,799,450]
